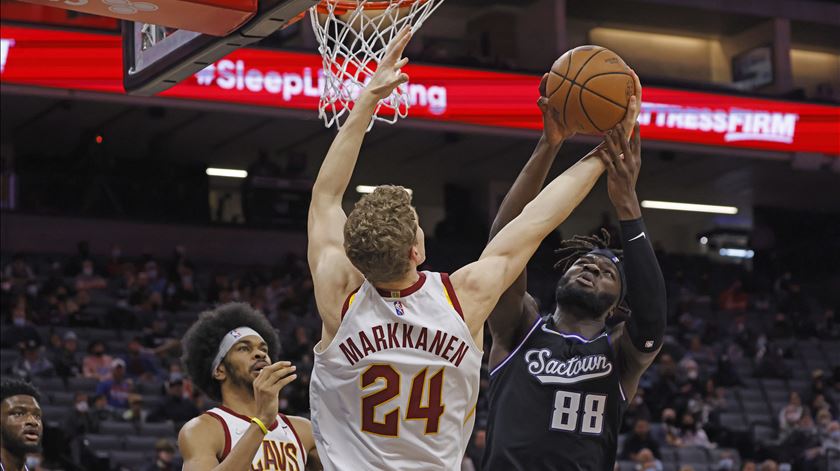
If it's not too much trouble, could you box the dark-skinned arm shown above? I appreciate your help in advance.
[485,75,573,370]
[598,123,666,401]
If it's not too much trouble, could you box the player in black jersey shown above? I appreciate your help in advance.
[482,75,665,471]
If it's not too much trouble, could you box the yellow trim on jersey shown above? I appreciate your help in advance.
[443,286,455,309]
[348,293,357,309]
[463,402,477,425]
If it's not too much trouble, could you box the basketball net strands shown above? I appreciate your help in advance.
[17,0,444,126]
[308,0,446,130]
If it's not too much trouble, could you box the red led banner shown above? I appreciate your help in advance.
[1,24,838,155]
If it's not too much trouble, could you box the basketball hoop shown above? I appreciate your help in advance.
[309,0,445,129]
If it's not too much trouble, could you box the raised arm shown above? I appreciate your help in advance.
[598,123,666,400]
[307,27,413,338]
[486,75,576,367]
[453,87,641,339]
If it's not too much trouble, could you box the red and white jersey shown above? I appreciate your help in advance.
[311,271,482,470]
[204,406,307,471]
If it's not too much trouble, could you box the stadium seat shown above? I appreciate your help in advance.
[760,379,786,391]
[68,377,99,392]
[101,421,140,436]
[719,412,747,432]
[752,424,776,443]
[677,446,709,465]
[32,377,65,392]
[110,450,152,470]
[124,435,161,452]
[738,389,763,402]
[41,405,70,424]
[742,400,769,415]
[50,391,76,406]
[140,421,176,437]
[617,461,635,471]
[84,434,124,451]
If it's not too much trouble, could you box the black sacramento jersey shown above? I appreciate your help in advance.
[483,316,628,471]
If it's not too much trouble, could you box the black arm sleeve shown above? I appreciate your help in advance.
[620,218,666,353]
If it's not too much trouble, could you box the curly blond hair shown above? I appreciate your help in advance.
[344,185,417,283]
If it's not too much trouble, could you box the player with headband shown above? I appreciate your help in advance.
[178,303,319,470]
[482,105,667,470]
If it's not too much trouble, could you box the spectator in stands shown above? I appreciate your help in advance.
[779,392,806,438]
[64,240,91,277]
[650,354,680,415]
[95,358,133,409]
[754,341,791,379]
[815,408,833,437]
[11,339,54,380]
[51,331,82,379]
[675,412,715,448]
[758,460,778,471]
[621,419,661,460]
[686,335,716,372]
[3,253,35,289]
[166,262,200,310]
[714,450,737,470]
[817,308,840,340]
[633,448,663,471]
[741,461,757,471]
[779,414,821,465]
[65,392,99,435]
[142,317,179,357]
[90,393,116,422]
[143,261,167,294]
[82,341,114,381]
[143,438,179,471]
[123,337,160,382]
[147,377,198,426]
[105,245,124,278]
[823,420,840,454]
[75,259,107,291]
[804,369,837,413]
[622,389,653,434]
[719,280,749,312]
[713,354,742,387]
[679,466,695,471]
[121,393,148,425]
[1,303,41,349]
[662,408,681,447]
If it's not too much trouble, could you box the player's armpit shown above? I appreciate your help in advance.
[487,293,540,370]
[285,416,322,471]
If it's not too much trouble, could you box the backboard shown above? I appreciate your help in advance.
[122,0,317,95]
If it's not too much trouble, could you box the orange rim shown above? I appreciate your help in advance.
[315,0,430,15]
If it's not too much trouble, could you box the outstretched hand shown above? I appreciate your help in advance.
[364,26,413,100]
[597,121,642,220]
[537,73,576,146]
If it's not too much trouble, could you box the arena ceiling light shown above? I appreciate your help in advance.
[356,185,413,196]
[640,200,738,215]
[719,248,755,259]
[206,168,248,178]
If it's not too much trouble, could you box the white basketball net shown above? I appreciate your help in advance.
[309,0,446,130]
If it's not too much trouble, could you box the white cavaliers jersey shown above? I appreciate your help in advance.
[205,406,307,471]
[311,271,482,470]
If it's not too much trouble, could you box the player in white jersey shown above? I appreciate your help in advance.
[178,303,319,470]
[307,26,613,469]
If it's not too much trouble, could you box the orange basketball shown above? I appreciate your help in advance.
[545,46,636,135]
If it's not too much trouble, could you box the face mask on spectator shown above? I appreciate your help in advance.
[83,267,94,276]
[717,459,734,470]
[832,431,840,440]
[76,401,89,412]
[13,317,25,326]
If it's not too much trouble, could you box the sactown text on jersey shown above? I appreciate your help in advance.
[339,323,470,367]
[525,349,613,384]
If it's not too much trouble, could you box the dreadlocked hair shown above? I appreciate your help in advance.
[553,228,630,318]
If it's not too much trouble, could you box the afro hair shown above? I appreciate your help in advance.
[181,303,280,401]
[0,378,41,403]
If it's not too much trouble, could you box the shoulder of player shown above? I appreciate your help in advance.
[284,415,316,452]
[178,413,225,456]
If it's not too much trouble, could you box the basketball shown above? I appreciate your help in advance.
[545,45,636,135]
